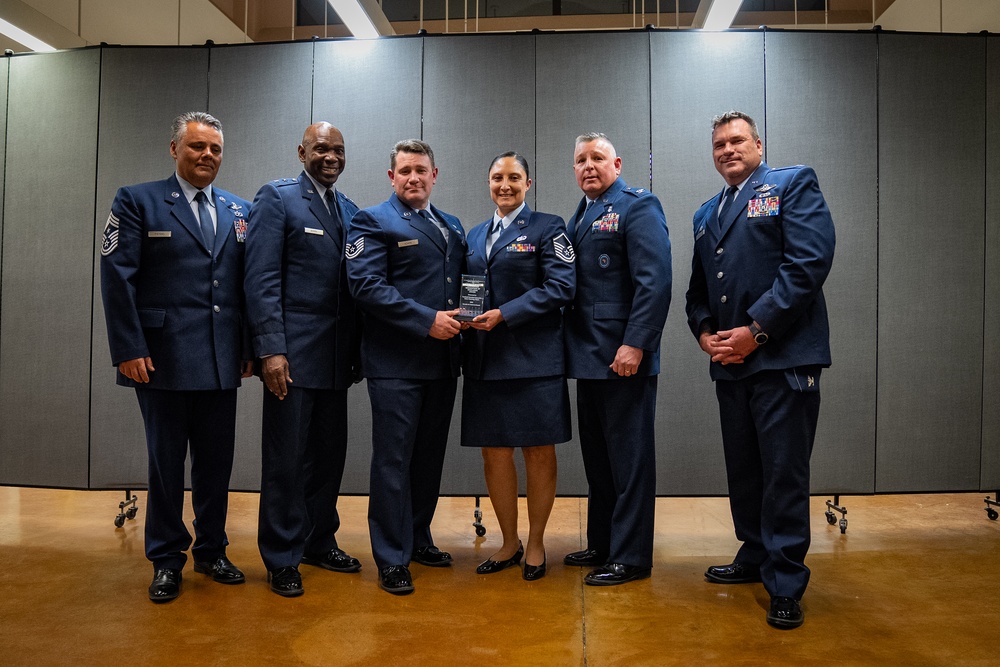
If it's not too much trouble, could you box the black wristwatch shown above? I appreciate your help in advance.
[748,322,768,345]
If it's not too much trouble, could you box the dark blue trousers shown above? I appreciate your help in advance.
[257,386,349,571]
[576,376,658,567]
[135,387,237,571]
[366,377,456,570]
[715,368,821,600]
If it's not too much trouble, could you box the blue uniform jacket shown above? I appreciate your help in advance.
[564,178,672,379]
[100,174,250,391]
[461,207,576,381]
[346,193,466,380]
[244,172,360,390]
[685,162,835,381]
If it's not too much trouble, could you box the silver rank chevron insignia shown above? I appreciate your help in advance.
[553,232,575,263]
[100,212,119,256]
[345,236,364,259]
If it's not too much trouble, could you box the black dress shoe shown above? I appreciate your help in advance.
[148,568,181,603]
[522,557,546,581]
[704,562,762,584]
[476,543,523,574]
[584,563,651,586]
[301,548,362,573]
[563,548,606,567]
[378,565,415,595]
[412,546,452,567]
[267,566,304,597]
[193,555,245,584]
[767,596,804,629]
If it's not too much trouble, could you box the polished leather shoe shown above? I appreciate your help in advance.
[148,568,181,603]
[378,565,415,595]
[476,543,523,574]
[767,596,804,629]
[193,555,245,584]
[584,563,651,586]
[412,545,452,567]
[301,548,362,573]
[563,548,606,567]
[704,562,762,584]
[267,566,304,597]
[522,557,547,581]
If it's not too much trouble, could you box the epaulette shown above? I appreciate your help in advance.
[271,177,298,186]
[340,193,358,208]
[622,186,652,198]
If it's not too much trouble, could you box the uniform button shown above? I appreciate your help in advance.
[447,299,454,305]
[716,247,724,255]
[447,277,452,283]
[213,280,220,287]
[485,290,490,296]
[213,305,221,312]
[716,272,723,279]
[720,296,727,304]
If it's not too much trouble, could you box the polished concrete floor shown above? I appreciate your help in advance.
[0,487,997,666]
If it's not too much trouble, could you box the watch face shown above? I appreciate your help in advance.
[754,332,768,345]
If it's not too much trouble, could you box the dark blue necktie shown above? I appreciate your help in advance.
[419,209,449,243]
[571,199,595,242]
[487,218,503,257]
[717,185,738,229]
[325,189,342,231]
[195,191,214,250]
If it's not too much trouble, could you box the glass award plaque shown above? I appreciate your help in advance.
[456,274,486,322]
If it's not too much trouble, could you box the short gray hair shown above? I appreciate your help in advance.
[711,111,759,141]
[390,139,434,170]
[574,132,616,157]
[171,111,223,144]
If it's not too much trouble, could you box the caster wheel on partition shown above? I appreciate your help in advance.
[825,511,837,525]
[126,507,138,520]
[475,525,486,537]
[839,518,848,534]
[114,515,126,528]
[987,508,998,521]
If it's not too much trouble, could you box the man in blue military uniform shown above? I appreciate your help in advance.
[245,122,362,597]
[685,111,835,629]
[563,132,672,586]
[100,111,252,603]
[346,139,466,595]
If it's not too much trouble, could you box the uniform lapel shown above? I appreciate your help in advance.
[490,206,532,264]
[213,189,240,256]
[165,175,210,253]
[393,194,445,252]
[299,172,341,239]
[719,162,769,239]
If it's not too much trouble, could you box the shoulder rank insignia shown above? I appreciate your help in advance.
[553,232,575,264]
[345,236,365,259]
[100,212,119,256]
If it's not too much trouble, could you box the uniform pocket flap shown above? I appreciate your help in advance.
[593,302,630,320]
[138,308,166,328]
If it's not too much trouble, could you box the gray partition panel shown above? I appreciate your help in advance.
[423,34,537,229]
[313,37,424,493]
[765,32,878,494]
[313,37,424,211]
[423,34,539,493]
[535,31,652,495]
[89,47,209,489]
[209,41,315,490]
[0,49,100,487]
[535,32,652,228]
[0,58,7,286]
[877,34,985,492]
[984,36,1000,491]
[650,31,764,495]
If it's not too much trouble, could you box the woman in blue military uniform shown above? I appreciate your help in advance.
[461,152,576,581]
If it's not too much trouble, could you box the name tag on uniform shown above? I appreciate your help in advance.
[398,239,419,248]
[747,196,779,218]
[304,227,324,236]
[148,231,171,238]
